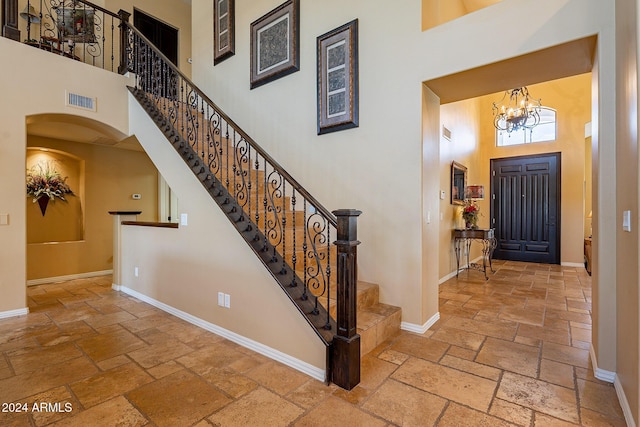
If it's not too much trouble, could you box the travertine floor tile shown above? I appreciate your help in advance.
[498,372,579,423]
[50,396,147,427]
[577,379,625,419]
[388,333,449,362]
[246,361,310,395]
[391,357,497,411]
[294,396,386,427]
[362,379,446,426]
[71,363,153,408]
[0,267,623,427]
[489,398,534,426]
[438,402,515,427]
[127,369,231,427]
[476,337,540,377]
[209,387,303,427]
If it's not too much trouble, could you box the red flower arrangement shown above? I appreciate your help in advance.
[462,199,480,228]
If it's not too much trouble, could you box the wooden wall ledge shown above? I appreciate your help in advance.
[121,221,179,229]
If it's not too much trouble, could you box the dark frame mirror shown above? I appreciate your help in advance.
[451,161,467,205]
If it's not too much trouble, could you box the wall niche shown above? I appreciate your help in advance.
[26,148,84,243]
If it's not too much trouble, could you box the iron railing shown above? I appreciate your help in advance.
[15,0,128,72]
[123,23,361,388]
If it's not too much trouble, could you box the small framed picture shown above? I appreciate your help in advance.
[214,0,235,64]
[316,19,359,135]
[250,0,300,89]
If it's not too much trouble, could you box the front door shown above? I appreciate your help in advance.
[491,153,560,264]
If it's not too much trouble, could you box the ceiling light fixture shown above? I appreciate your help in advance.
[492,87,542,134]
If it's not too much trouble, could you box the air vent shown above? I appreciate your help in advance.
[66,91,97,112]
[442,125,452,141]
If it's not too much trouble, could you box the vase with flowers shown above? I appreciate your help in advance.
[462,199,480,229]
[26,162,74,216]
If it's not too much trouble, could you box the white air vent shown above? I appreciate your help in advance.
[442,125,452,141]
[66,91,97,112]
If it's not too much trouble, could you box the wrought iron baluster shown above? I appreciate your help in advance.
[254,155,260,241]
[280,181,287,274]
[290,190,297,287]
[302,200,308,301]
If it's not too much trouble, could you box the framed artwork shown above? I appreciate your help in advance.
[316,19,358,135]
[214,0,235,64]
[56,8,96,43]
[250,0,299,89]
[465,185,485,200]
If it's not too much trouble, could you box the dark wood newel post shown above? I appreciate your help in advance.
[117,9,131,74]
[2,0,20,41]
[331,209,362,390]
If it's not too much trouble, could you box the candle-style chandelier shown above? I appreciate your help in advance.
[492,87,542,134]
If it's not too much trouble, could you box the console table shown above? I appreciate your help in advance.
[454,228,497,280]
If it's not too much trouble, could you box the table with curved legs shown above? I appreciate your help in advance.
[454,228,497,280]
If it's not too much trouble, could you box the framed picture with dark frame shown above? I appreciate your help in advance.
[214,0,235,64]
[250,0,299,89]
[316,19,359,135]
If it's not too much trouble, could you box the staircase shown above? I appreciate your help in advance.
[124,23,400,388]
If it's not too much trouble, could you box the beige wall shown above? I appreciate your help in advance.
[0,36,133,313]
[26,136,158,280]
[421,0,503,31]
[124,97,326,371]
[616,0,640,421]
[439,98,483,279]
[188,0,617,333]
[476,74,592,266]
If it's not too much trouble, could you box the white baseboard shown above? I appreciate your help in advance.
[27,270,113,286]
[589,344,616,383]
[439,256,485,284]
[439,270,459,285]
[614,375,636,427]
[0,308,29,319]
[116,285,326,382]
[401,312,440,334]
[590,345,636,427]
[561,262,585,268]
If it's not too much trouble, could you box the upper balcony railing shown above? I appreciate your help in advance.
[2,0,130,73]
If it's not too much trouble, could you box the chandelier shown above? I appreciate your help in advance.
[492,87,542,134]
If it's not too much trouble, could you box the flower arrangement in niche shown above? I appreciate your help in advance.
[462,199,480,229]
[26,161,74,216]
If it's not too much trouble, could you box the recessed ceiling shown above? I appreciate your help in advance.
[424,36,596,104]
[462,0,503,13]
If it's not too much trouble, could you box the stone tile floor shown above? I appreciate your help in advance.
[0,261,627,426]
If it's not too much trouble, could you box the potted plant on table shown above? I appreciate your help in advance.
[462,199,480,229]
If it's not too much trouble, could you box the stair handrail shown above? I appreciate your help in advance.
[123,22,337,228]
[124,22,361,390]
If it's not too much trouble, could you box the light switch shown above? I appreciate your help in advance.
[440,191,446,200]
[623,210,631,232]
[180,213,188,226]
[0,214,8,225]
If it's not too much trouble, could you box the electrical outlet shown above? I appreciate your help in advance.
[224,294,230,308]
[134,267,139,277]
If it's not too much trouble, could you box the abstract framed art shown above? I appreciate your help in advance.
[316,19,359,135]
[213,0,234,64]
[250,0,300,89]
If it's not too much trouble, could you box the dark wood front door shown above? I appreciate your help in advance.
[491,153,560,264]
